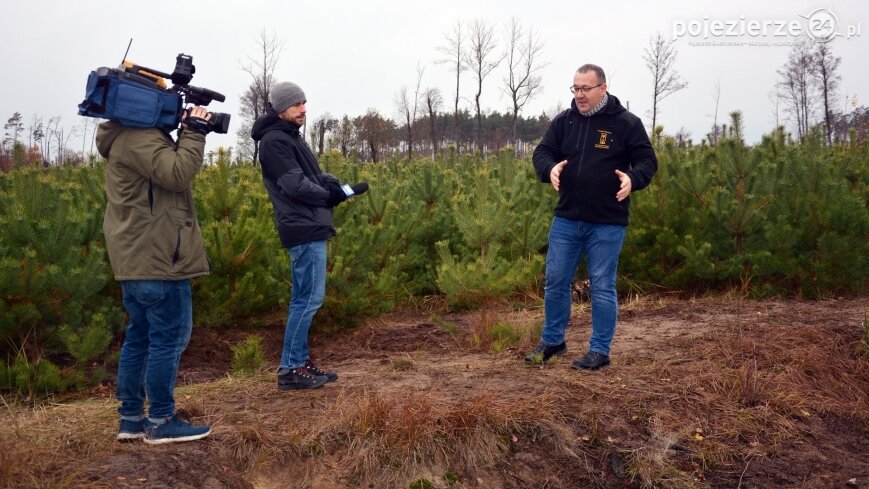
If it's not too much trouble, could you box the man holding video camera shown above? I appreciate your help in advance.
[251,81,367,391]
[98,106,214,444]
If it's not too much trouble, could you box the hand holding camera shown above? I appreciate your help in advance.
[182,107,213,135]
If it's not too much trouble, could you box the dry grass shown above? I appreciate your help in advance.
[294,388,564,487]
[466,304,541,354]
[1,297,866,488]
[555,297,869,485]
[388,353,418,372]
[0,395,119,488]
[2,373,555,488]
[196,377,572,488]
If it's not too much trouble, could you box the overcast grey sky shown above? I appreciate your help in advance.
[1,0,866,155]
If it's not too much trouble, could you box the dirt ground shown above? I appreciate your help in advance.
[1,296,867,488]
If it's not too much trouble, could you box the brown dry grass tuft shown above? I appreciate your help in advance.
[0,396,120,488]
[466,303,541,354]
[310,388,565,486]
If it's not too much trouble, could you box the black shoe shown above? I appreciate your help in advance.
[278,367,328,390]
[571,351,611,371]
[524,342,567,365]
[303,358,338,383]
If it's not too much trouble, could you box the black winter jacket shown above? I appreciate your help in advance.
[251,108,336,247]
[533,94,657,226]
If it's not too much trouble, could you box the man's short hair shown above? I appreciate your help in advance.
[577,64,606,84]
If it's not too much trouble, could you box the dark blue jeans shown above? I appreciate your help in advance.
[541,216,627,355]
[280,241,327,370]
[116,280,193,420]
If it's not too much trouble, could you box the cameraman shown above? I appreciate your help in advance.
[251,81,366,391]
[97,106,214,444]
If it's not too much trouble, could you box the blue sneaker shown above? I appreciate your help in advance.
[144,415,211,445]
[116,418,146,441]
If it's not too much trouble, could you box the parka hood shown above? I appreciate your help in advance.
[95,121,127,158]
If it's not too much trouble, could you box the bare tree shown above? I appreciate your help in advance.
[394,87,413,158]
[437,20,466,148]
[707,79,722,145]
[311,113,338,156]
[809,42,841,145]
[767,89,781,130]
[503,17,546,143]
[777,41,816,141]
[3,112,24,151]
[334,115,354,158]
[464,18,504,151]
[423,87,444,156]
[643,32,688,134]
[674,127,692,148]
[29,115,44,161]
[53,124,66,165]
[355,109,393,163]
[239,29,284,164]
[235,83,260,162]
[43,116,61,164]
[78,117,95,159]
[394,65,425,160]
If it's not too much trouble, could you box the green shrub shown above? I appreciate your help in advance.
[430,315,459,336]
[488,322,523,354]
[5,353,65,395]
[231,335,266,375]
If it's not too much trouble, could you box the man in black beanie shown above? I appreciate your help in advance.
[251,81,367,390]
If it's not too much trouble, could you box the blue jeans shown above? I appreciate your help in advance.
[280,241,327,370]
[116,280,193,420]
[541,216,627,355]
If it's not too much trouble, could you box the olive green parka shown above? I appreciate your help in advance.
[96,122,210,281]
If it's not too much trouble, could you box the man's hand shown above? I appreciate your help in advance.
[615,170,632,201]
[181,106,212,135]
[549,160,568,191]
[326,183,348,207]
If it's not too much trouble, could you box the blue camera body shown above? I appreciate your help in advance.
[78,67,182,131]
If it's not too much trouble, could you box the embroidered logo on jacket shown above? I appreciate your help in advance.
[595,130,611,149]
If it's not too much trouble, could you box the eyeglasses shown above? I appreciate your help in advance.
[570,83,603,94]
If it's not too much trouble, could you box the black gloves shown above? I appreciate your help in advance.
[324,180,369,207]
[184,115,212,135]
[326,183,348,207]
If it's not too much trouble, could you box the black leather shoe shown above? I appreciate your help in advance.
[278,367,328,390]
[571,351,611,371]
[524,342,567,365]
[303,358,338,383]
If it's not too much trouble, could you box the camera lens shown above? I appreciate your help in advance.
[209,113,231,134]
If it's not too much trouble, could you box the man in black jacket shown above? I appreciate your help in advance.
[525,64,657,371]
[251,81,366,390]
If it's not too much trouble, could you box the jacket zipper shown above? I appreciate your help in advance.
[573,116,591,184]
[172,229,181,266]
[148,180,154,215]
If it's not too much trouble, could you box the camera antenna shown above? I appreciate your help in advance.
[121,38,133,64]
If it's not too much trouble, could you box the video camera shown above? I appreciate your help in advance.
[78,52,231,134]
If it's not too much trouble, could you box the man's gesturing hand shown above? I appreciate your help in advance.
[549,160,568,191]
[615,170,632,202]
